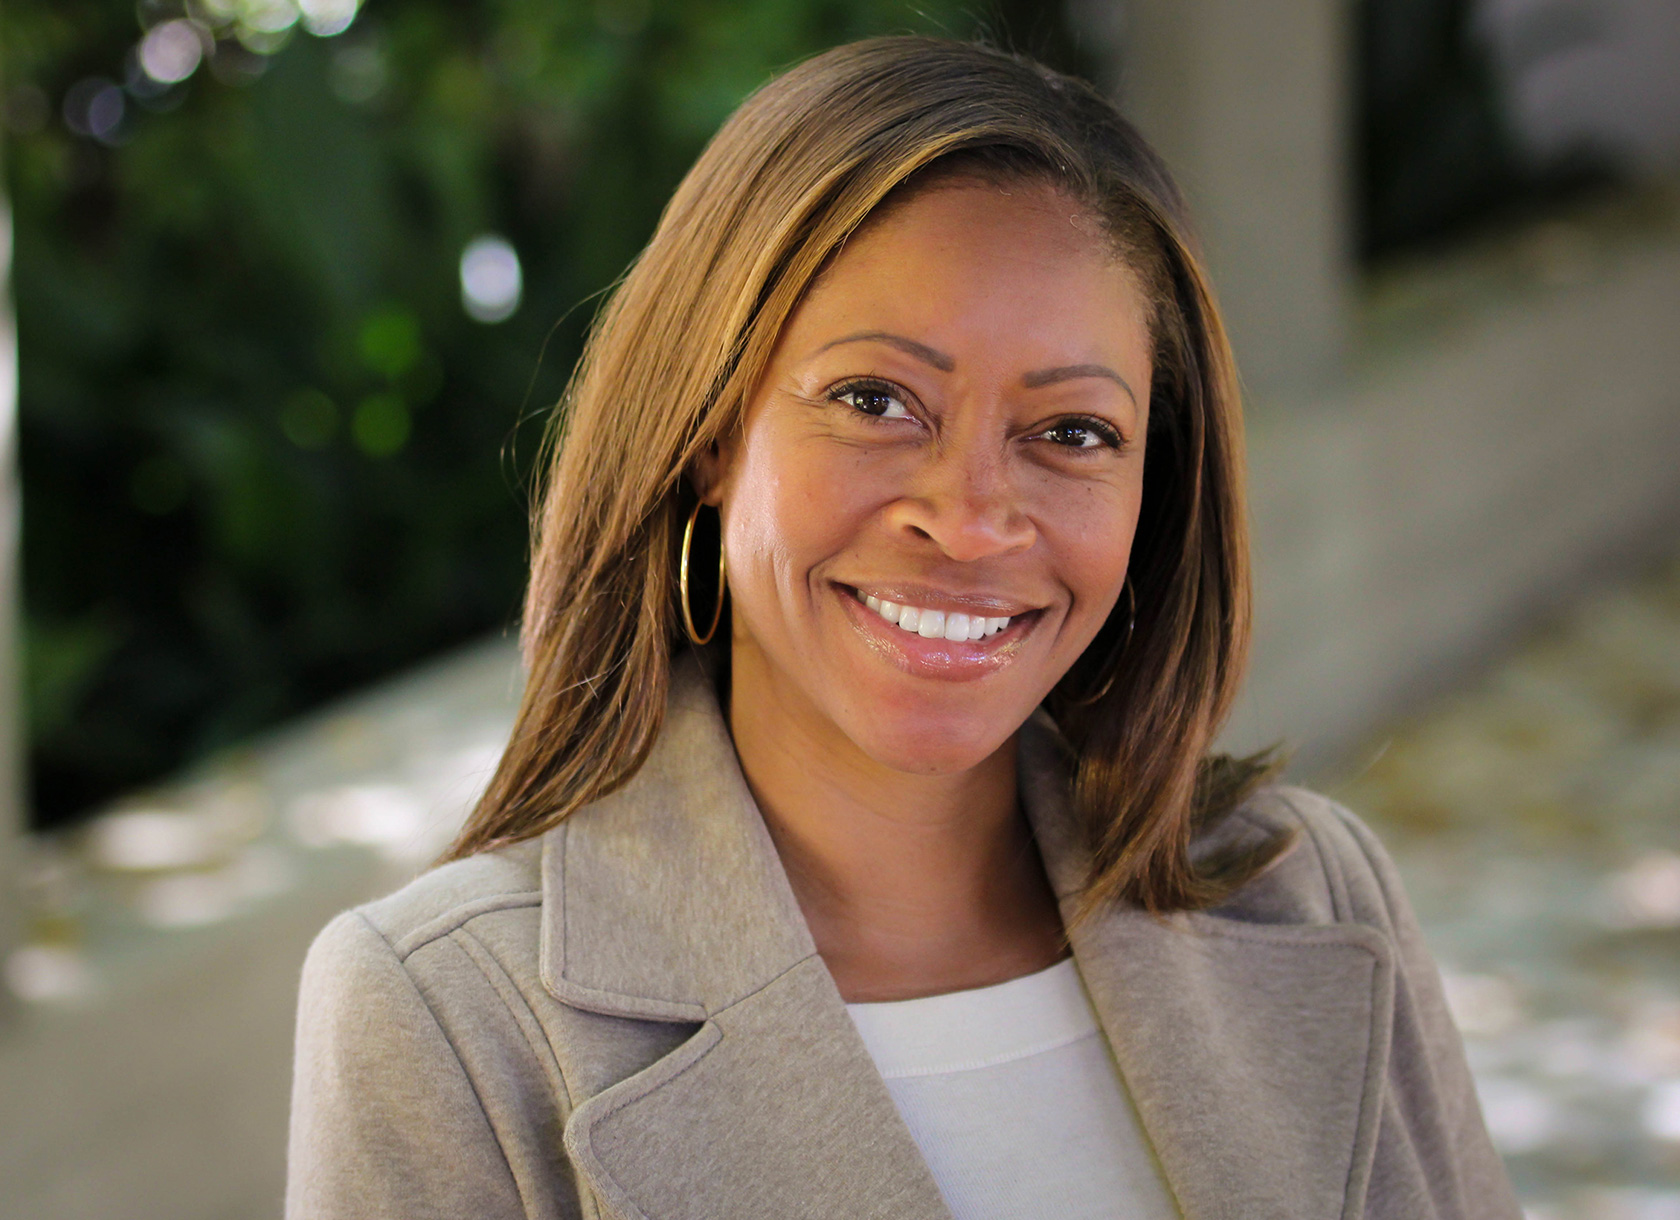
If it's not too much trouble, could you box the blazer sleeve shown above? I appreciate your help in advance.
[286,910,530,1220]
[1322,800,1521,1220]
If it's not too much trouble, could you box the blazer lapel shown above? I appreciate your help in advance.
[1021,720,1395,1220]
[563,956,951,1220]
[1070,910,1393,1220]
[543,651,950,1220]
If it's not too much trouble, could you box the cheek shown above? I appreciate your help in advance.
[1036,474,1143,622]
[720,433,881,604]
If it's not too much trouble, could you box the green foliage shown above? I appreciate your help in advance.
[3,0,1082,828]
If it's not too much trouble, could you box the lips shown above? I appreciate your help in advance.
[828,582,1042,682]
[841,583,1038,641]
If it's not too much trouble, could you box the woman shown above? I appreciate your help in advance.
[287,37,1519,1220]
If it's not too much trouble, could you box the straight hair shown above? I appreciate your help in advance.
[446,36,1290,916]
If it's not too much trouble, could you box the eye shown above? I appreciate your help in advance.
[1036,417,1123,450]
[830,378,912,421]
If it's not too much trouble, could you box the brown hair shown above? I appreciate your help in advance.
[446,36,1290,915]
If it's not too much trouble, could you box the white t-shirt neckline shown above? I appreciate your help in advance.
[845,956,1096,1077]
[843,956,1182,1220]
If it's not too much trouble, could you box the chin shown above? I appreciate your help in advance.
[836,695,1026,777]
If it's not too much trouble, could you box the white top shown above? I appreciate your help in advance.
[846,958,1180,1220]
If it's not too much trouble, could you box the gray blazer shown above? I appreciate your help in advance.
[286,656,1521,1219]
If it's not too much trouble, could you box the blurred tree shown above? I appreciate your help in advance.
[1,0,1085,829]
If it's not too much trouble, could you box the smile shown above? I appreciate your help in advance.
[836,584,1037,681]
[858,593,1011,641]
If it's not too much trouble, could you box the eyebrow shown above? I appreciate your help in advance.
[816,330,954,372]
[813,331,1137,405]
[1022,363,1137,405]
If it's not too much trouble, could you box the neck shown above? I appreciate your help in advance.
[725,649,1066,1003]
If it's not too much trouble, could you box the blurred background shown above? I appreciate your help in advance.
[0,0,1676,1216]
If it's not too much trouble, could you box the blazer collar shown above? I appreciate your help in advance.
[539,649,814,1023]
[543,654,1393,1220]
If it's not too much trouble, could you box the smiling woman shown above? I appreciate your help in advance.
[694,178,1159,1000]
[287,37,1520,1220]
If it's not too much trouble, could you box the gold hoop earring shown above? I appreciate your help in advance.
[1062,577,1135,708]
[680,501,727,646]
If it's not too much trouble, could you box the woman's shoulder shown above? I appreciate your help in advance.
[1198,783,1418,937]
[302,836,546,993]
[289,836,586,1217]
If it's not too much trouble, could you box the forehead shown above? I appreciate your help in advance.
[783,180,1149,363]
[876,167,1113,242]
[835,175,1115,278]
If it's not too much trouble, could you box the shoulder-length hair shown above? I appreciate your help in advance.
[446,36,1289,916]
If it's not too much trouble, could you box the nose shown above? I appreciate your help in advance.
[882,438,1037,562]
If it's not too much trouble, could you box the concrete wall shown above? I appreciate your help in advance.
[1114,0,1352,398]
[1228,216,1680,770]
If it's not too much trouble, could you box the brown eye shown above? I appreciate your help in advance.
[1040,419,1121,450]
[832,380,911,420]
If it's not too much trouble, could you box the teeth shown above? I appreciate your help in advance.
[855,592,1012,639]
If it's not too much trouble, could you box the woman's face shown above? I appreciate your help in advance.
[703,179,1152,777]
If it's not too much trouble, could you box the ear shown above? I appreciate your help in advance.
[687,436,737,507]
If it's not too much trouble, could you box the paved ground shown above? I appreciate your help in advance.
[1332,558,1680,1220]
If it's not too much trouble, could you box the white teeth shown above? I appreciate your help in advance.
[856,592,1013,640]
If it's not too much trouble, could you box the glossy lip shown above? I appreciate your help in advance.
[845,581,1039,618]
[833,582,1042,680]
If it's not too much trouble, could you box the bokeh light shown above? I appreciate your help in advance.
[328,40,386,103]
[138,20,206,85]
[61,77,126,144]
[298,0,359,38]
[459,235,522,323]
[279,389,340,449]
[1643,1081,1680,1143]
[352,392,410,456]
[240,0,300,35]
